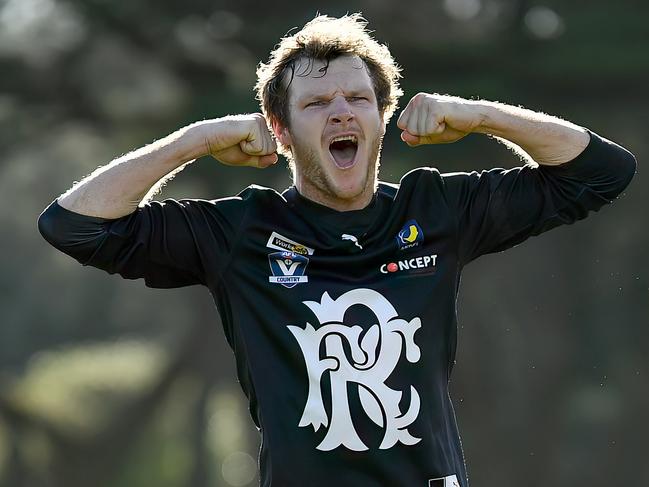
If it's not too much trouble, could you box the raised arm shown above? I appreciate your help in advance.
[57,113,278,219]
[38,114,278,288]
[395,93,637,266]
[396,93,590,166]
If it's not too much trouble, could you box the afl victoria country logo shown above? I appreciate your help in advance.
[268,251,309,288]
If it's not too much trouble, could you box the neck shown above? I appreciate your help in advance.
[295,179,376,211]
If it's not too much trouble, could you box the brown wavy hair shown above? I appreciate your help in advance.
[255,13,403,154]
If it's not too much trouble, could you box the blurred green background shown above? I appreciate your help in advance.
[1,0,647,486]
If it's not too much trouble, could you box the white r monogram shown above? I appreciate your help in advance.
[287,288,422,451]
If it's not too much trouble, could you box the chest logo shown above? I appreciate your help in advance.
[287,289,422,451]
[341,233,363,250]
[380,254,438,275]
[396,219,424,250]
[268,251,309,288]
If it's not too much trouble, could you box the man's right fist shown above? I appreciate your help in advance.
[201,113,278,168]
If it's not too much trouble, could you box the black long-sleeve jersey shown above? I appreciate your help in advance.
[38,131,636,487]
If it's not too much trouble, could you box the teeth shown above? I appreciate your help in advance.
[331,135,357,144]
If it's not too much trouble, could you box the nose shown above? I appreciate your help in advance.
[329,97,355,125]
[330,111,354,124]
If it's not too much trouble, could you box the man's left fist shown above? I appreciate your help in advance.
[396,93,485,146]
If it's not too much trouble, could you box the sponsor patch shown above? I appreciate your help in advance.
[396,220,424,250]
[266,231,314,255]
[380,254,438,275]
[428,474,460,487]
[268,251,309,288]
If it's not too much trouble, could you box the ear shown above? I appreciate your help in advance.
[379,113,387,136]
[271,119,292,147]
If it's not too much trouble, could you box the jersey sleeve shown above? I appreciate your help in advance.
[37,196,246,288]
[441,130,637,266]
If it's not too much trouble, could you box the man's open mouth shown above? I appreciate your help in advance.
[329,135,358,169]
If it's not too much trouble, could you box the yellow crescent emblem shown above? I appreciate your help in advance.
[404,224,419,243]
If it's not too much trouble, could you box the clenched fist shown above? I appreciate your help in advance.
[396,93,486,146]
[200,113,278,168]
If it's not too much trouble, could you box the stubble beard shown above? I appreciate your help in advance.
[291,133,383,208]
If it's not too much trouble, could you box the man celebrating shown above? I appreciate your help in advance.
[38,14,636,487]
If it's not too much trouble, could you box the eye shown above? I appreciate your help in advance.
[306,100,327,107]
[347,96,368,103]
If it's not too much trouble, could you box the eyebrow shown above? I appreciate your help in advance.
[298,88,374,104]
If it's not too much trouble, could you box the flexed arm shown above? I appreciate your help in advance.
[58,114,278,219]
[38,114,278,287]
[395,93,636,265]
[396,93,589,166]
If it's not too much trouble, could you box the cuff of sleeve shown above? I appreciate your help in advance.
[47,199,123,223]
[541,129,637,200]
[38,199,117,263]
[552,129,634,171]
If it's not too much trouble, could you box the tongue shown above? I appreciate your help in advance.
[329,141,357,168]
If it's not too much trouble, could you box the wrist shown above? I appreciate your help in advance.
[186,117,243,159]
[470,102,502,136]
[181,121,217,160]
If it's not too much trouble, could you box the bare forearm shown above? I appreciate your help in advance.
[473,101,590,166]
[57,123,209,219]
[397,94,590,166]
